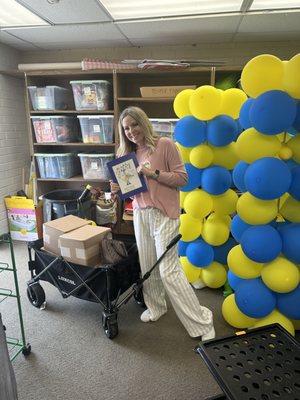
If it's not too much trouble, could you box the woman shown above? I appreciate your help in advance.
[111,106,215,339]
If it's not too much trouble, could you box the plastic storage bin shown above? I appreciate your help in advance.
[78,115,114,143]
[70,80,112,111]
[149,118,178,138]
[28,86,72,111]
[78,153,114,180]
[31,116,79,143]
[35,153,79,179]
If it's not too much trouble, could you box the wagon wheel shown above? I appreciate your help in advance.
[102,313,119,339]
[27,283,45,308]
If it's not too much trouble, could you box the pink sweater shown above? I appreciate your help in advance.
[133,137,187,219]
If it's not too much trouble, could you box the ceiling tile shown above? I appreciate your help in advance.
[3,23,127,44]
[234,31,300,41]
[18,0,111,24]
[239,11,300,32]
[0,30,40,50]
[129,34,234,46]
[117,15,241,40]
[32,39,131,50]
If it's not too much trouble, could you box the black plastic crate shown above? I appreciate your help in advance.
[196,324,300,400]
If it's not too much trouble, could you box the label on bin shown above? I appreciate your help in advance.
[37,96,47,110]
[91,162,98,169]
[93,125,100,132]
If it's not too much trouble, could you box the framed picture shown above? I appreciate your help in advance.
[107,152,148,200]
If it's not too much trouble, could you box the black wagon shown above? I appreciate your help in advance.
[26,235,180,339]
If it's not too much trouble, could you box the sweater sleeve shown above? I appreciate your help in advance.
[157,139,188,188]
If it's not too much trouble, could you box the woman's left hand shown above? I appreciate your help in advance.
[137,164,155,178]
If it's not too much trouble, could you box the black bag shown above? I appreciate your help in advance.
[101,238,128,264]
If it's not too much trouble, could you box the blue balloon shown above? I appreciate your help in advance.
[213,236,237,265]
[230,214,252,242]
[293,102,300,132]
[174,116,207,147]
[240,225,282,263]
[277,285,300,320]
[239,98,254,130]
[201,166,232,195]
[289,166,300,200]
[249,90,297,135]
[180,163,203,192]
[244,157,292,200]
[235,119,244,140]
[287,126,299,136]
[279,223,300,264]
[232,161,248,192]
[235,278,276,318]
[186,239,214,268]
[178,240,189,256]
[227,270,245,291]
[207,115,238,147]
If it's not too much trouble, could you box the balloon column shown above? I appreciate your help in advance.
[222,54,300,336]
[173,84,247,290]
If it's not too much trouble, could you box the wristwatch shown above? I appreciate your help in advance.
[153,169,160,180]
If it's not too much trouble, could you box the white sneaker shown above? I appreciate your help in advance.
[201,326,216,341]
[140,309,166,323]
[191,279,206,290]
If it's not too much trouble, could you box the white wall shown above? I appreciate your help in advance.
[0,43,30,235]
[20,40,300,65]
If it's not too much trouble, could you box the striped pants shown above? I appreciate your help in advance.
[133,207,214,337]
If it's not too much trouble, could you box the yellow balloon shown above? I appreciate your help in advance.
[237,192,278,225]
[241,54,284,98]
[201,220,229,246]
[201,261,227,288]
[173,89,194,118]
[278,145,293,160]
[286,134,300,163]
[211,142,240,170]
[222,294,257,328]
[236,128,281,163]
[207,212,231,226]
[179,213,202,242]
[180,256,202,283]
[227,245,264,279]
[176,142,191,163]
[261,256,300,293]
[220,88,248,119]
[179,191,189,209]
[283,53,300,99]
[280,195,300,223]
[190,144,214,168]
[211,189,238,215]
[253,309,295,336]
[189,85,223,121]
[184,189,213,219]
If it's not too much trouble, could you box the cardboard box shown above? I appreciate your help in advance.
[5,196,43,241]
[59,225,111,267]
[140,85,196,98]
[43,215,89,255]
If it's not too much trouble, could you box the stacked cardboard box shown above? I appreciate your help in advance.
[43,215,111,267]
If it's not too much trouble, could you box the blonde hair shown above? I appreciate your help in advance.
[117,107,158,157]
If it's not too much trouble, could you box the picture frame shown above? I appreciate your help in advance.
[107,152,148,200]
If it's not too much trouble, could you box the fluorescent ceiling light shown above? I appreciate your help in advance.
[99,0,243,20]
[0,0,48,28]
[250,0,300,10]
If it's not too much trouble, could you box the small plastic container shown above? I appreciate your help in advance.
[35,153,79,179]
[28,86,72,110]
[31,116,79,143]
[70,80,112,111]
[149,118,178,138]
[78,153,114,180]
[78,115,114,143]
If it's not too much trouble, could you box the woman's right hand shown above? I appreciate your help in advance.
[110,180,120,194]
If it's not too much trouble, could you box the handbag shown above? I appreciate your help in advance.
[101,238,128,264]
